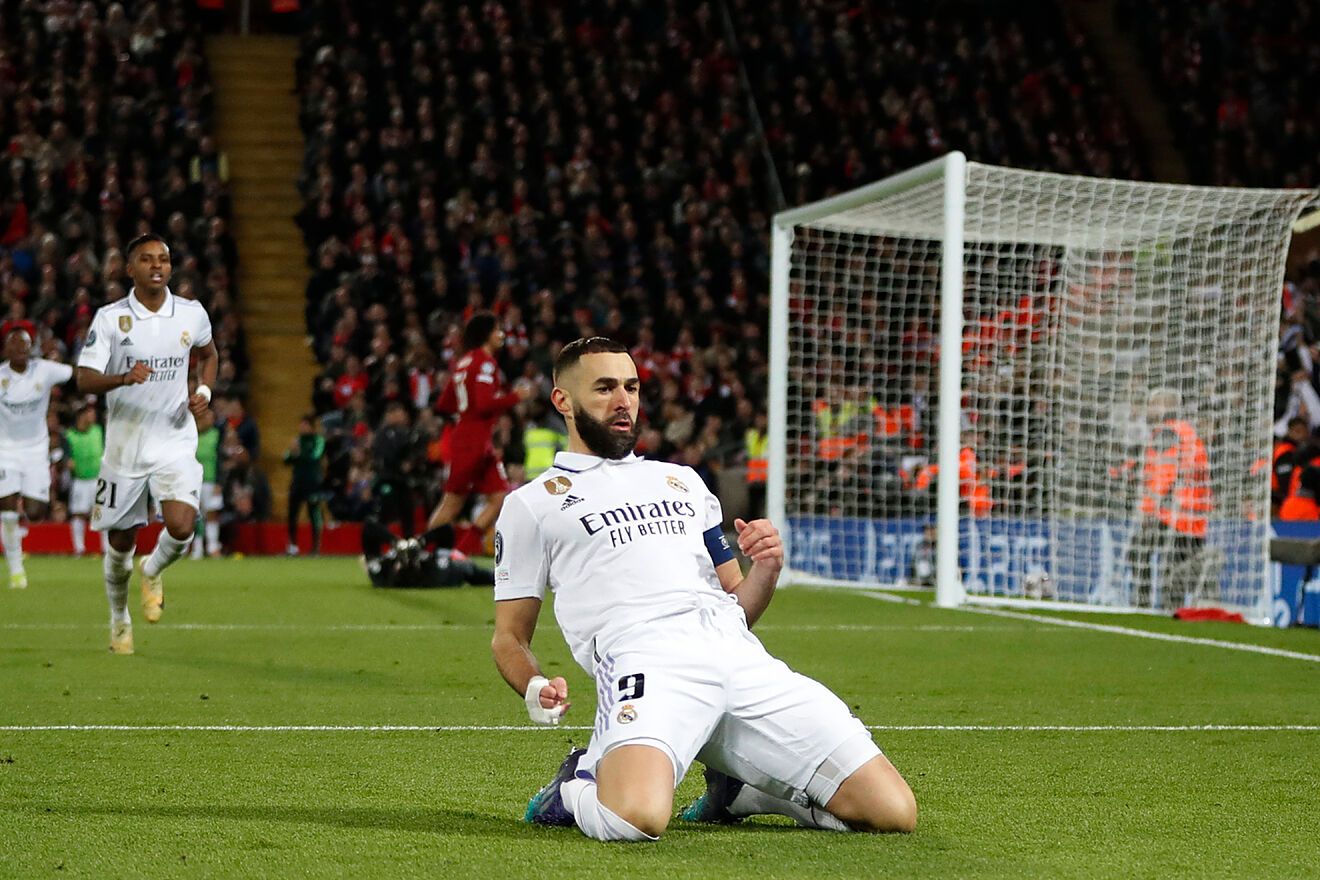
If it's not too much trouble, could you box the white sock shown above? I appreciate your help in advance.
[190,518,204,559]
[561,778,658,842]
[205,520,220,554]
[104,546,134,626]
[2,510,23,574]
[729,786,850,832]
[72,517,86,555]
[144,530,191,578]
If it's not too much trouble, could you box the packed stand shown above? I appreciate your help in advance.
[0,0,253,547]
[294,0,780,525]
[293,0,1166,526]
[733,0,1145,517]
[1119,0,1319,189]
[1121,2,1320,520]
[734,0,1146,202]
[1275,250,1320,519]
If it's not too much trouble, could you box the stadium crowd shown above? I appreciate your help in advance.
[3,0,1316,545]
[292,0,1148,526]
[0,0,255,544]
[1120,0,1319,189]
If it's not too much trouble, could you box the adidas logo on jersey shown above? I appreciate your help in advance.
[119,337,133,346]
[560,494,585,511]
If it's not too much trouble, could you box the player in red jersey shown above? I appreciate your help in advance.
[427,311,531,535]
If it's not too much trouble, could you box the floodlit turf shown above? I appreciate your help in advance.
[2,556,1319,878]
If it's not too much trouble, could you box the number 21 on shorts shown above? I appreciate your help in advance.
[95,478,118,509]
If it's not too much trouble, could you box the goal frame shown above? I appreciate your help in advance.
[768,151,1317,619]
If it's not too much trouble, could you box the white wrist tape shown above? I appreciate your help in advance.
[195,384,212,403]
[524,675,565,725]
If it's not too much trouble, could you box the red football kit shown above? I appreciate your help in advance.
[436,347,520,495]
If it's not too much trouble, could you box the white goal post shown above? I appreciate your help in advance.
[768,152,1318,622]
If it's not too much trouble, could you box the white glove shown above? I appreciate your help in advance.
[524,675,566,725]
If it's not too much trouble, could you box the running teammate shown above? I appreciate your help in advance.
[0,322,74,587]
[76,233,218,654]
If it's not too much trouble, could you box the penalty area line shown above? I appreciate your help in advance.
[953,604,1320,664]
[2,724,1318,733]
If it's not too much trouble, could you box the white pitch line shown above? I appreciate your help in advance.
[1,724,1317,733]
[949,604,1320,664]
[0,622,1015,633]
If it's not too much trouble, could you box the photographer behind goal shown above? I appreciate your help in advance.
[362,519,492,588]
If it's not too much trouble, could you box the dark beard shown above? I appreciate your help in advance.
[574,405,640,460]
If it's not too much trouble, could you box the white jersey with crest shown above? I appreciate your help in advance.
[0,358,74,452]
[76,289,212,478]
[494,451,742,673]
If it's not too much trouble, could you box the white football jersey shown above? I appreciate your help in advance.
[494,451,741,673]
[76,289,213,477]
[0,358,73,451]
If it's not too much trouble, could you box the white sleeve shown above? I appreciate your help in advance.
[76,311,112,373]
[493,494,549,602]
[1301,382,1320,433]
[195,307,213,347]
[43,359,74,385]
[688,468,725,531]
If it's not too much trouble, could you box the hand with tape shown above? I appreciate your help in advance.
[524,674,570,725]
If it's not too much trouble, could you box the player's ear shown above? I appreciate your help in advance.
[550,385,573,419]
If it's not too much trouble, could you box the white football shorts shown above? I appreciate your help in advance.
[577,607,881,807]
[69,478,97,515]
[90,456,204,532]
[0,443,51,504]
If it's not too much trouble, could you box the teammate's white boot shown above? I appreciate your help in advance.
[139,557,164,623]
[109,621,134,655]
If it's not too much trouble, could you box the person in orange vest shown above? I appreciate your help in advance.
[1279,461,1320,521]
[1124,389,1214,608]
[812,382,872,462]
[743,409,769,520]
[1278,425,1320,521]
[911,429,992,517]
[1272,417,1310,516]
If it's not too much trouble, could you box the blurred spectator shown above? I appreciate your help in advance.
[193,405,223,558]
[222,445,272,527]
[372,400,418,536]
[284,413,326,554]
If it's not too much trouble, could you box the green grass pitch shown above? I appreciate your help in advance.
[2,556,1319,878]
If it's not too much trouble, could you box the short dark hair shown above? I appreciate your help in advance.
[125,233,169,260]
[553,336,629,383]
[462,311,498,352]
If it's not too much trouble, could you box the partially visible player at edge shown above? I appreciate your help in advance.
[425,311,531,539]
[0,321,75,588]
[493,337,916,842]
[76,233,218,655]
[66,399,105,557]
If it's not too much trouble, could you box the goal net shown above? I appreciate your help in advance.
[768,153,1318,621]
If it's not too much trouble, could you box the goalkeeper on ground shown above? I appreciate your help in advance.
[361,519,492,588]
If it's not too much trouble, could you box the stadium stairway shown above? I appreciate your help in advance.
[208,35,314,518]
[1069,0,1188,183]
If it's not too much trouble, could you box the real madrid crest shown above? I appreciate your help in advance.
[119,315,132,333]
[666,475,689,493]
[617,704,637,724]
[544,475,572,496]
[180,330,192,347]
